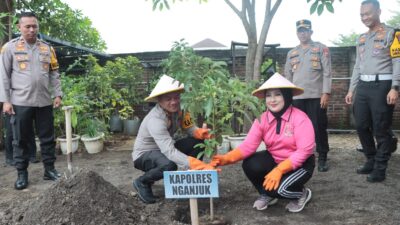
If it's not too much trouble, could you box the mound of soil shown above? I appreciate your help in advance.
[6,169,148,225]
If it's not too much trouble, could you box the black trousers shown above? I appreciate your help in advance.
[4,114,37,162]
[293,98,329,160]
[242,151,315,199]
[12,105,56,171]
[354,80,394,170]
[133,137,204,184]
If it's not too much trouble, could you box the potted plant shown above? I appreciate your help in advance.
[80,117,106,154]
[107,56,144,135]
[54,65,86,154]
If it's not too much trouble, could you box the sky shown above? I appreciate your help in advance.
[61,0,399,54]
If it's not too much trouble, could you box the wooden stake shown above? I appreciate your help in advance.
[190,198,199,225]
[62,106,74,174]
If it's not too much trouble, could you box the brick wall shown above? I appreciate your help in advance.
[126,46,400,129]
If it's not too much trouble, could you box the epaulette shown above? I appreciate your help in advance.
[9,37,19,43]
[38,39,50,46]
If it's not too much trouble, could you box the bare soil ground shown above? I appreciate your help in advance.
[0,133,399,225]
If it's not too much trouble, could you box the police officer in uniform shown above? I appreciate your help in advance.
[345,0,400,182]
[284,19,332,172]
[0,12,62,190]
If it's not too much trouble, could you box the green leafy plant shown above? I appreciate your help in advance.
[107,56,144,119]
[162,41,263,158]
[80,117,107,138]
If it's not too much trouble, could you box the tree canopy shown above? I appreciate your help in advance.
[12,0,106,51]
[150,0,341,81]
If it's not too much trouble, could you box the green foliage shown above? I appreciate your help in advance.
[308,0,342,15]
[106,56,144,119]
[162,40,263,158]
[16,0,106,51]
[0,12,10,41]
[331,31,359,47]
[54,55,143,137]
[80,117,107,138]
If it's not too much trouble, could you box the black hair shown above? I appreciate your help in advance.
[18,12,37,23]
[361,0,380,9]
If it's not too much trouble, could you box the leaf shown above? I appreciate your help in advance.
[325,2,334,13]
[310,1,319,14]
[205,98,213,118]
[71,111,78,128]
[317,4,325,15]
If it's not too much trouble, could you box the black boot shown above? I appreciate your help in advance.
[367,169,386,182]
[15,170,29,190]
[356,159,374,174]
[390,136,398,153]
[318,159,329,172]
[44,168,61,181]
[133,178,156,204]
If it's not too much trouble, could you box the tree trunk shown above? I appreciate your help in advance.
[245,41,257,81]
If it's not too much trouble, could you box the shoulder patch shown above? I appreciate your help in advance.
[50,47,59,70]
[181,112,194,129]
[390,31,400,58]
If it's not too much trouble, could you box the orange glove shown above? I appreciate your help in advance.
[193,128,212,140]
[263,159,292,191]
[188,156,216,170]
[211,148,244,166]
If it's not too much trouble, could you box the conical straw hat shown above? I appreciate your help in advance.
[144,75,184,102]
[252,72,304,98]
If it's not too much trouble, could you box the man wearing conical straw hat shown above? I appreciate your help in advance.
[132,75,215,204]
[211,73,315,213]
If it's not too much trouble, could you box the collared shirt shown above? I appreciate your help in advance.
[238,106,315,169]
[0,37,62,107]
[284,41,332,99]
[132,104,197,169]
[349,23,400,92]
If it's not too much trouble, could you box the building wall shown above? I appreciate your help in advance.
[129,46,400,129]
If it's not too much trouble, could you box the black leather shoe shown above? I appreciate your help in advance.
[318,160,329,172]
[133,178,156,204]
[15,171,28,190]
[356,161,374,174]
[44,168,61,181]
[367,170,386,183]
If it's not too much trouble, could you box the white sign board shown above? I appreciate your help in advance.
[163,170,219,199]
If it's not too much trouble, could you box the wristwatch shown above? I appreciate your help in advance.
[392,85,399,91]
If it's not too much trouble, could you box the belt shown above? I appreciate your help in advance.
[360,74,392,82]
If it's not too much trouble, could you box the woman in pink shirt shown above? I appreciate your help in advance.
[212,73,315,213]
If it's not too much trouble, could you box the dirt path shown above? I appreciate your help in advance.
[0,133,399,225]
